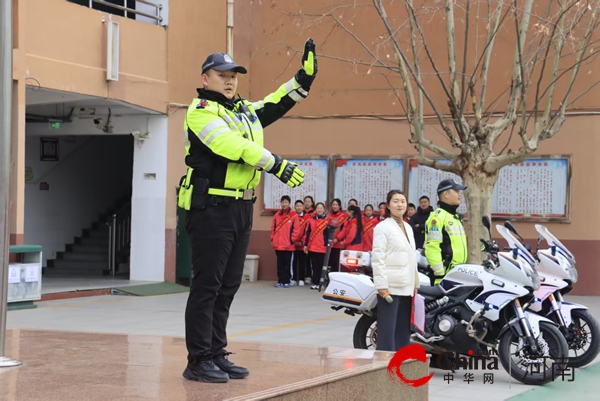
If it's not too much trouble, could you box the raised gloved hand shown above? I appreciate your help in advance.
[295,38,318,90]
[269,155,305,188]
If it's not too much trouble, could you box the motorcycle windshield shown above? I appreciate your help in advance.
[535,224,576,263]
[496,226,537,269]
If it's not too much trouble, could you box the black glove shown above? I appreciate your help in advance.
[268,154,305,188]
[295,38,318,90]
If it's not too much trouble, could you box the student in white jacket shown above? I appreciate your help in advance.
[371,189,420,352]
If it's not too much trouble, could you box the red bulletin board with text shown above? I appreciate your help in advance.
[406,156,571,221]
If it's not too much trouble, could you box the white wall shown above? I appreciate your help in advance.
[24,135,133,266]
[129,115,168,281]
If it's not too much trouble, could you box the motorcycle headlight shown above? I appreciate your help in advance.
[567,264,578,283]
[523,262,540,291]
[529,269,541,291]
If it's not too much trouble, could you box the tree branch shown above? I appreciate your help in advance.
[490,0,534,135]
[374,0,460,155]
[477,0,506,127]
[404,0,425,155]
[530,0,570,144]
[415,156,458,174]
[460,0,471,112]
[445,0,464,110]
[529,5,600,148]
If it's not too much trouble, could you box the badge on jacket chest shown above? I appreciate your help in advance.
[196,99,208,109]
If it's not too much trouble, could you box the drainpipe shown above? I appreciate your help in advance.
[227,0,234,56]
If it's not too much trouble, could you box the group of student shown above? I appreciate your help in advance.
[270,194,434,289]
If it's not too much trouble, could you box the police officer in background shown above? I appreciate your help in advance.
[424,179,468,285]
[178,39,318,383]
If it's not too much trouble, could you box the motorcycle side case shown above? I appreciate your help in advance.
[322,272,377,312]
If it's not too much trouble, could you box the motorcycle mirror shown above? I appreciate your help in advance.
[537,234,544,245]
[504,220,517,234]
[482,215,491,229]
[504,220,525,243]
[482,215,492,239]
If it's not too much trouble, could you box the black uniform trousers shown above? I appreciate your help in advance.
[293,250,307,281]
[184,199,253,362]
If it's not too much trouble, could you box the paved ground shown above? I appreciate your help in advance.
[5,280,600,400]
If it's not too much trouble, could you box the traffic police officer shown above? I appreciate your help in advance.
[178,39,318,383]
[424,179,468,285]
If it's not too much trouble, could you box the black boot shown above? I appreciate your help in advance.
[213,352,249,379]
[183,357,229,383]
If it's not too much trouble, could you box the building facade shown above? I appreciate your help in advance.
[7,0,600,295]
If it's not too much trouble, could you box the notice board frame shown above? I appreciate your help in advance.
[329,154,406,211]
[405,155,573,223]
[260,155,330,216]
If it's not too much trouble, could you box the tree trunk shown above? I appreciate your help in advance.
[461,171,499,264]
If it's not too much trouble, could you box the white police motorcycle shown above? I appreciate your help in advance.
[501,221,599,367]
[321,215,569,385]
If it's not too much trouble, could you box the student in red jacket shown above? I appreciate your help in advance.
[302,195,315,282]
[271,195,297,288]
[304,202,329,289]
[303,195,315,215]
[291,200,310,286]
[328,198,347,272]
[338,205,363,251]
[378,202,387,221]
[361,204,380,252]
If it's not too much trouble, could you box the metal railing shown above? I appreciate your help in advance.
[107,201,132,276]
[88,0,163,25]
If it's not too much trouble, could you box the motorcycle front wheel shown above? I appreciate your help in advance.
[561,309,600,368]
[499,321,569,385]
[353,314,377,349]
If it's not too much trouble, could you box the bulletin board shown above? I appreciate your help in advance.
[332,157,404,209]
[406,156,571,221]
[262,158,329,212]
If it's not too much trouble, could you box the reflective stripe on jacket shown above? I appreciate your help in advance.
[424,207,468,273]
[184,76,306,190]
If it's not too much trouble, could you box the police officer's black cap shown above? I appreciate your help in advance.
[201,53,247,75]
[437,178,467,193]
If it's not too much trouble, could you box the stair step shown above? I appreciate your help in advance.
[68,244,107,254]
[59,252,108,262]
[77,237,109,246]
[49,260,108,271]
[44,268,109,277]
[85,229,110,239]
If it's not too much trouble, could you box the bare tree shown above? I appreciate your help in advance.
[272,0,600,263]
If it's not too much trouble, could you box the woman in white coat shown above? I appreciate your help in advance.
[371,189,420,352]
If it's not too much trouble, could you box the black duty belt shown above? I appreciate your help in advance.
[207,188,254,201]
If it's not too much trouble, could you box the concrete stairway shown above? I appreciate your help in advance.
[45,197,131,277]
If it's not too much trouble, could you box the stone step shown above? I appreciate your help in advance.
[43,267,108,277]
[48,260,108,271]
[58,252,108,262]
[67,244,107,254]
[85,229,110,239]
[76,237,109,246]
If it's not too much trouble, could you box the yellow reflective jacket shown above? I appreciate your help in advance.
[183,76,308,190]
[424,206,468,278]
